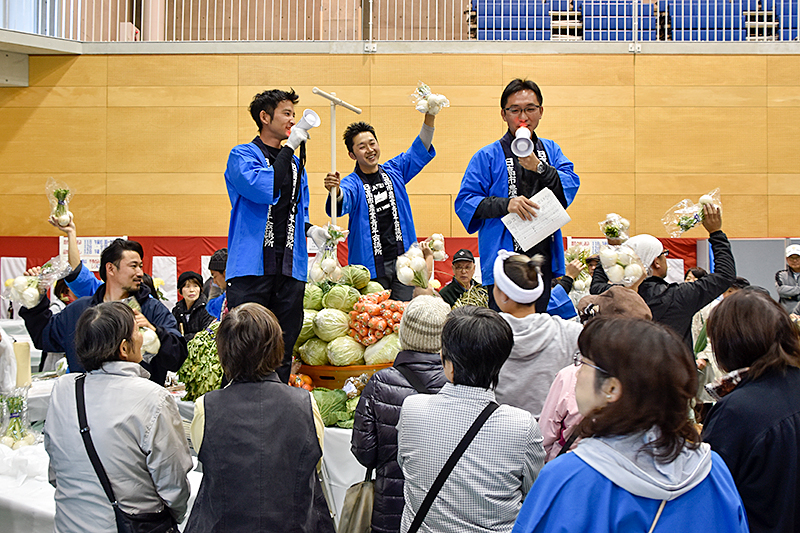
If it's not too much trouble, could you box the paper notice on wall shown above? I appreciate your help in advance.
[501,188,571,251]
[59,236,126,272]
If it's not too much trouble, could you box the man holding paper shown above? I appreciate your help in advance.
[455,79,580,312]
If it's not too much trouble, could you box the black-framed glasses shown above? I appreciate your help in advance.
[573,351,610,375]
[503,105,541,116]
[661,249,670,257]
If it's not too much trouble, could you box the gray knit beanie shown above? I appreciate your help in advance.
[398,295,451,354]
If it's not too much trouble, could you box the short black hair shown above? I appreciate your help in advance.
[75,302,136,372]
[501,79,543,109]
[731,276,751,290]
[685,267,708,281]
[343,122,377,153]
[440,306,514,389]
[216,303,285,381]
[99,239,144,282]
[249,89,299,132]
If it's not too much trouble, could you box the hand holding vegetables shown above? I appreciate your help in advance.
[3,256,72,308]
[599,244,646,287]
[662,188,722,237]
[411,81,450,116]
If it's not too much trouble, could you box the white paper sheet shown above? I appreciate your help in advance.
[501,187,571,251]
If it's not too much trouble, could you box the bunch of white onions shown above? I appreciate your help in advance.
[427,233,447,262]
[4,276,43,308]
[599,245,645,287]
[396,245,429,288]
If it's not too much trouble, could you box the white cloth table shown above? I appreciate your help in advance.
[320,427,367,526]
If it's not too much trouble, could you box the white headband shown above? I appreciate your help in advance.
[493,250,544,305]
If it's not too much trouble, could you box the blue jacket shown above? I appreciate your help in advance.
[326,136,435,278]
[225,142,310,282]
[512,452,748,533]
[64,261,101,298]
[19,282,187,386]
[455,138,579,285]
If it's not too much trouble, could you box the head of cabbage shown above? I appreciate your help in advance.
[342,265,371,290]
[322,284,360,312]
[361,281,385,295]
[299,338,329,366]
[313,308,351,342]
[304,283,324,310]
[364,333,402,365]
[327,336,366,366]
[295,309,318,348]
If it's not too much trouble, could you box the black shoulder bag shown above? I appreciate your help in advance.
[75,374,178,533]
[395,364,432,394]
[406,401,499,533]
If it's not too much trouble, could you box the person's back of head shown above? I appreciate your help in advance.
[99,238,144,282]
[75,301,137,372]
[707,289,800,379]
[577,317,699,462]
[216,302,283,382]
[440,306,514,390]
[493,251,545,309]
[208,248,228,275]
[398,295,451,354]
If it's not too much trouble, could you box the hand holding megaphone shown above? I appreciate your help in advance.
[511,125,534,158]
[286,109,321,150]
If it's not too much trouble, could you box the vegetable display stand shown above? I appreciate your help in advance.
[300,363,391,389]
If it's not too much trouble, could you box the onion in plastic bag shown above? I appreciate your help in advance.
[327,336,366,366]
[299,338,329,366]
[322,285,360,312]
[304,284,324,310]
[364,333,401,365]
[312,308,351,342]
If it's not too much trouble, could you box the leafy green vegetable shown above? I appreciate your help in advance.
[299,338,329,366]
[322,285,360,312]
[341,265,371,290]
[327,336,366,366]
[361,281,385,295]
[295,309,318,347]
[311,387,348,426]
[364,333,401,365]
[313,308,350,341]
[333,394,361,428]
[304,283,324,310]
[178,321,223,401]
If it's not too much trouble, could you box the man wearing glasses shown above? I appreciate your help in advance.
[438,249,488,307]
[455,79,580,313]
[590,204,736,350]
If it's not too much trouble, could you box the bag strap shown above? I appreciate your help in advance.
[75,374,119,507]
[557,428,580,457]
[406,402,499,533]
[648,500,667,533]
[395,364,432,394]
[364,468,373,483]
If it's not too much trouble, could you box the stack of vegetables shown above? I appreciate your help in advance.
[178,322,222,402]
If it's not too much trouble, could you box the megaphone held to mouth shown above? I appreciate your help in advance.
[511,126,534,158]
[295,109,321,132]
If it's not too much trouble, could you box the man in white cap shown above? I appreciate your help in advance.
[590,204,735,349]
[776,244,800,313]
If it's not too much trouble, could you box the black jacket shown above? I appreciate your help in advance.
[20,284,187,386]
[172,294,215,342]
[703,367,800,533]
[350,351,448,533]
[590,230,735,348]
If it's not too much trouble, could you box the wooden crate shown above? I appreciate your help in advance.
[300,363,392,389]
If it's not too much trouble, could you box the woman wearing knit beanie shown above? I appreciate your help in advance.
[351,295,450,533]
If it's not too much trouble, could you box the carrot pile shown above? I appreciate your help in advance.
[348,290,407,346]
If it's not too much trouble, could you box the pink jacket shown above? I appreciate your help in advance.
[539,365,584,463]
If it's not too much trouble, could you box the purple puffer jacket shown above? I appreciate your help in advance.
[350,350,448,533]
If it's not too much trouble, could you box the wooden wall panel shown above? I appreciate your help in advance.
[309,194,350,229]
[0,53,797,238]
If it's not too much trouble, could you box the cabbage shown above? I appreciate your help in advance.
[361,281,385,295]
[342,265,371,289]
[311,388,348,426]
[364,333,402,365]
[295,309,318,347]
[299,338,329,366]
[313,308,351,342]
[327,336,366,366]
[304,283,324,310]
[322,285,360,311]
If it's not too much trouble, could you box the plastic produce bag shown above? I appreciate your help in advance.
[46,177,73,227]
[0,331,17,394]
[598,213,630,242]
[598,244,646,287]
[410,81,450,116]
[661,188,722,238]
[3,255,72,309]
[395,244,429,289]
[0,387,37,450]
[122,297,161,362]
[308,223,348,283]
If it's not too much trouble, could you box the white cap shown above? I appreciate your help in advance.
[786,244,800,258]
[626,234,664,269]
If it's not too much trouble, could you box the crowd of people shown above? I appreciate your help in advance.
[13,78,800,533]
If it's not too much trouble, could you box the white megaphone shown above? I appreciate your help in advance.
[295,108,321,132]
[511,126,534,158]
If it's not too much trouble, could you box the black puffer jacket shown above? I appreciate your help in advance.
[351,351,448,533]
[171,294,215,342]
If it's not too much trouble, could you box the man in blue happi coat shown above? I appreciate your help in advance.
[224,89,330,382]
[455,79,580,313]
[324,110,438,301]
